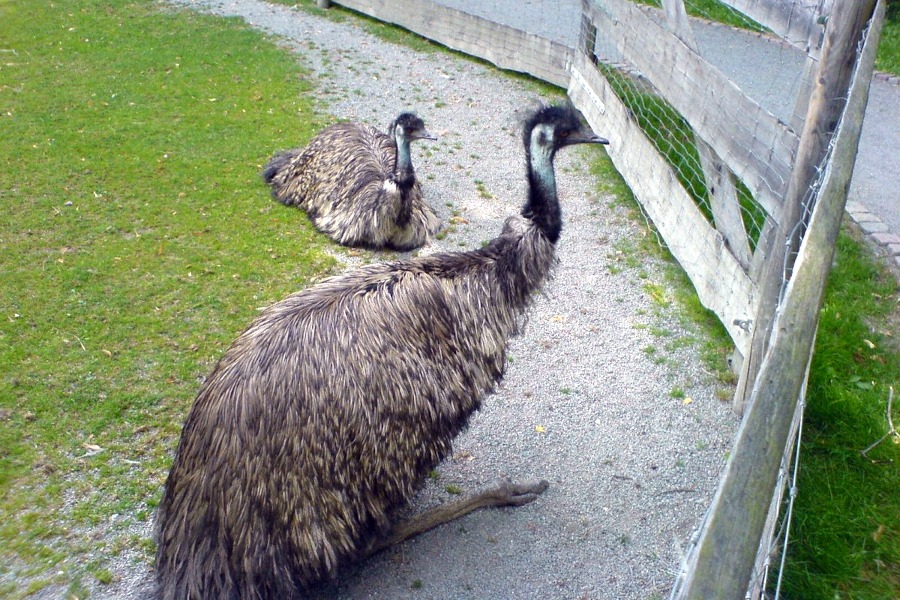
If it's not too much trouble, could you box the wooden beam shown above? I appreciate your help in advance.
[333,0,571,87]
[663,0,753,272]
[734,0,878,414]
[679,1,882,595]
[719,0,825,56]
[584,0,799,222]
[569,52,756,353]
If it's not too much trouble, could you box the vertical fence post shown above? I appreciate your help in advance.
[733,0,876,415]
[679,1,880,596]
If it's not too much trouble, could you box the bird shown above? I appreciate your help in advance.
[154,103,609,599]
[262,112,441,251]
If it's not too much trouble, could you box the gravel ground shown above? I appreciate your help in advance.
[75,1,741,598]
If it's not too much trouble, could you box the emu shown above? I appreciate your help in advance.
[262,112,440,251]
[154,104,608,599]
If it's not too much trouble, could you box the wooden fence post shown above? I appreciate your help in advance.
[733,0,874,415]
[679,1,882,596]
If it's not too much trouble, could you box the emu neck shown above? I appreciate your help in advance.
[521,140,561,244]
[393,137,416,191]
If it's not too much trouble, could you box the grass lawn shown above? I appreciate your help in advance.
[0,0,337,595]
[779,232,900,598]
[877,0,900,75]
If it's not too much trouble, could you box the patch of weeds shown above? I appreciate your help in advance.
[649,326,673,338]
[411,579,424,590]
[434,226,455,240]
[670,388,686,400]
[643,281,670,307]
[474,179,493,199]
[444,484,463,495]
[92,568,114,585]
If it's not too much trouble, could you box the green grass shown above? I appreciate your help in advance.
[878,0,900,75]
[0,0,336,594]
[637,0,767,32]
[590,152,738,385]
[777,231,900,598]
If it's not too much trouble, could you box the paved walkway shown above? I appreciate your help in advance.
[436,0,900,269]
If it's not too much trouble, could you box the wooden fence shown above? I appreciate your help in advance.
[321,0,885,595]
[322,0,572,87]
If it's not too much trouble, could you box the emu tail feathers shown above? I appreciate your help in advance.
[262,149,306,208]
[262,150,296,184]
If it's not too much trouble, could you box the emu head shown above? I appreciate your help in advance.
[522,104,609,162]
[391,113,437,143]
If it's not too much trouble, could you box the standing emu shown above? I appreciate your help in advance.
[262,112,440,251]
[155,104,608,599]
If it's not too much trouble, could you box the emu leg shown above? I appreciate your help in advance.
[364,478,549,558]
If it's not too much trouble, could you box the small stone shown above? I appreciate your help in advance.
[850,210,880,223]
[858,220,889,235]
[871,232,900,246]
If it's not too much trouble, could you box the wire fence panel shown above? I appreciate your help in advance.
[568,52,757,353]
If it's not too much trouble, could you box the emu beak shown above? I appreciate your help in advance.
[564,130,609,147]
[414,129,437,142]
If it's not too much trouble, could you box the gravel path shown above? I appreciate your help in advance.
[89,1,740,597]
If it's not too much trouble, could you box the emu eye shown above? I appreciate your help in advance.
[559,130,570,138]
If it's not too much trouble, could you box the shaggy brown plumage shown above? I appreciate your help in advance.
[155,104,608,599]
[263,113,440,251]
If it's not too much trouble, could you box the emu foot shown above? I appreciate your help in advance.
[365,478,550,558]
[477,478,550,507]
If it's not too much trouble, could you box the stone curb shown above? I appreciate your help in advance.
[845,200,900,271]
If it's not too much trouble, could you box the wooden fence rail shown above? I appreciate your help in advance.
[329,0,571,87]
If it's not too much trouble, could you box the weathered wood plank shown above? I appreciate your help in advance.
[719,0,825,56]
[584,0,799,222]
[663,0,753,272]
[333,0,571,87]
[679,2,881,595]
[569,52,756,353]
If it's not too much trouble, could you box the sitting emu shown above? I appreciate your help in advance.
[262,112,440,251]
[155,104,608,599]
